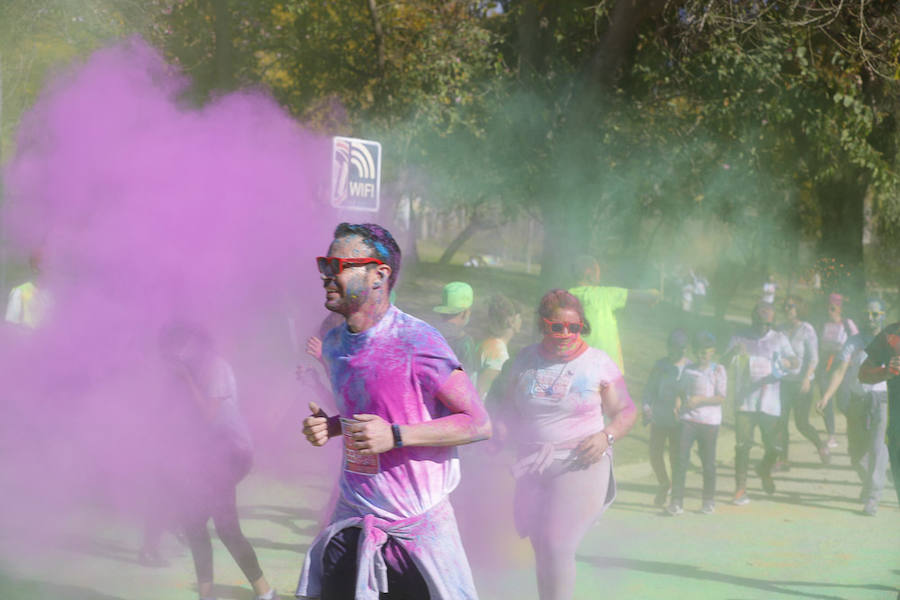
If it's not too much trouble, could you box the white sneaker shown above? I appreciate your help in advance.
[665,503,684,516]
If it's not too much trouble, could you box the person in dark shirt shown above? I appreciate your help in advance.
[642,329,690,506]
[859,318,900,506]
[820,299,890,515]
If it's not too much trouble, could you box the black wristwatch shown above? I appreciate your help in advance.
[391,423,404,448]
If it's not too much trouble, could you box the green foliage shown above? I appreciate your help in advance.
[4,0,900,286]
[145,2,500,132]
[628,0,900,239]
[0,1,142,157]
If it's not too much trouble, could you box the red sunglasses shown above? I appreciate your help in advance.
[542,317,584,335]
[316,256,385,276]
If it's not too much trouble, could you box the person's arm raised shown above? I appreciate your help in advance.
[627,289,661,305]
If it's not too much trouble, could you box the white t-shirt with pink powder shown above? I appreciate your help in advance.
[502,345,630,469]
[679,362,727,426]
[322,306,462,521]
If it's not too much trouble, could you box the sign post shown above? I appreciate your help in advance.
[331,136,381,212]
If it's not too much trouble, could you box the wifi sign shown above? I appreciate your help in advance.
[331,136,382,212]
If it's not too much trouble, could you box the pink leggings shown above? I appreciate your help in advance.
[514,454,613,600]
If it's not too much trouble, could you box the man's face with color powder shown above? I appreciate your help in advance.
[864,301,885,335]
[321,235,380,316]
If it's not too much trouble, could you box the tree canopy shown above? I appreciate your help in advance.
[3,0,899,293]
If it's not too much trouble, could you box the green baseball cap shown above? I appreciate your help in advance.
[433,281,474,314]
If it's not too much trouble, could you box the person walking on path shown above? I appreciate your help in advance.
[568,255,659,375]
[722,302,799,505]
[158,322,279,600]
[860,317,900,507]
[776,296,829,468]
[491,289,636,600]
[642,329,690,507]
[297,223,491,600]
[667,331,726,516]
[823,299,894,515]
[816,293,858,449]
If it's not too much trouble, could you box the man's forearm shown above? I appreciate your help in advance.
[398,412,492,447]
[859,363,889,384]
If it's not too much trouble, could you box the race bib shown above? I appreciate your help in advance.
[340,417,379,476]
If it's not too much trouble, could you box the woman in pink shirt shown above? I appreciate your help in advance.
[493,290,636,600]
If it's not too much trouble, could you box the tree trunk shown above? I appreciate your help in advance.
[588,0,667,86]
[535,0,667,288]
[539,198,593,289]
[437,215,494,265]
[212,0,234,90]
[816,176,866,297]
[366,0,385,73]
[407,196,421,266]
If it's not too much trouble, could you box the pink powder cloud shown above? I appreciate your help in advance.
[0,37,344,540]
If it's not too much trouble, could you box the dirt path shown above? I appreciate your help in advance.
[1,415,897,600]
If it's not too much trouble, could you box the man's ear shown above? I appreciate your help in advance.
[373,264,392,289]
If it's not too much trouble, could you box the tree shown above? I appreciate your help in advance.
[478,0,900,292]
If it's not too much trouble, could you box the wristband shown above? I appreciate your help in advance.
[391,423,404,449]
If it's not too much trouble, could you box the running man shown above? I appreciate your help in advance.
[297,223,491,600]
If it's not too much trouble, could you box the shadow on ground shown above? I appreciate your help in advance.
[578,555,898,600]
[238,503,321,537]
[0,573,128,600]
[61,534,143,565]
[211,582,255,600]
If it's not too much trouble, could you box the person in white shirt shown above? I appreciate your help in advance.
[722,302,799,505]
[5,252,50,329]
[667,331,726,516]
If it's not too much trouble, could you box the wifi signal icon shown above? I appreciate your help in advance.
[331,136,382,212]
[350,142,377,180]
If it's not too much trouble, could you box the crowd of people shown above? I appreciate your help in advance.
[6,223,899,600]
[645,288,898,519]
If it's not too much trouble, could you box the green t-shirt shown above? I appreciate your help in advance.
[568,285,628,373]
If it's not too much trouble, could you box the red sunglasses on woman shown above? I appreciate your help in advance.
[542,318,584,336]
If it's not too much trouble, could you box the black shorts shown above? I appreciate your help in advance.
[321,526,430,600]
